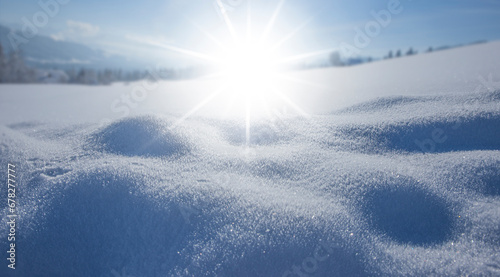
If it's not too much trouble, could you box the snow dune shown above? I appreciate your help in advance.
[90,116,190,157]
[331,92,500,153]
[0,42,500,276]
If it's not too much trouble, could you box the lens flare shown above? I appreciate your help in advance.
[148,0,331,145]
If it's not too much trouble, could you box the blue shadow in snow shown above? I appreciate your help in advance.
[338,113,500,153]
[362,186,455,246]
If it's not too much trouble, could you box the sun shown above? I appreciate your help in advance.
[219,42,276,89]
[159,0,330,145]
[215,41,282,105]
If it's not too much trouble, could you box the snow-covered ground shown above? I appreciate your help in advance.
[0,42,499,276]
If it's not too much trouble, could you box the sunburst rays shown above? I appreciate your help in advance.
[154,0,331,147]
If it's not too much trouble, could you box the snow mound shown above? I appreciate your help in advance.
[337,113,500,153]
[8,164,370,277]
[331,91,500,153]
[15,171,188,277]
[91,116,190,157]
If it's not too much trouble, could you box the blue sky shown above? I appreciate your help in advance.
[1,0,499,66]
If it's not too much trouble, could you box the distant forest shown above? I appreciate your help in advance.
[0,41,206,85]
[0,40,488,84]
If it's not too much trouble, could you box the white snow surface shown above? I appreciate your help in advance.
[0,42,500,276]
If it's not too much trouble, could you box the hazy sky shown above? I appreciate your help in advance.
[1,0,500,65]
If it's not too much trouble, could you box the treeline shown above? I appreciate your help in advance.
[383,47,418,59]
[328,40,488,68]
[329,46,419,68]
[383,40,488,60]
[0,42,205,85]
[0,44,36,83]
[64,68,151,85]
[62,67,205,85]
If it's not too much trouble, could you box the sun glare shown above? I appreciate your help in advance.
[162,0,326,145]
[221,43,275,86]
[216,41,281,103]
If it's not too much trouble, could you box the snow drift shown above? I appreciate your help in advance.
[0,41,500,276]
[90,116,190,158]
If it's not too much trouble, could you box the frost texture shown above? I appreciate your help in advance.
[1,42,500,276]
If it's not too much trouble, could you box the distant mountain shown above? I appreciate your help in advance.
[0,25,145,70]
